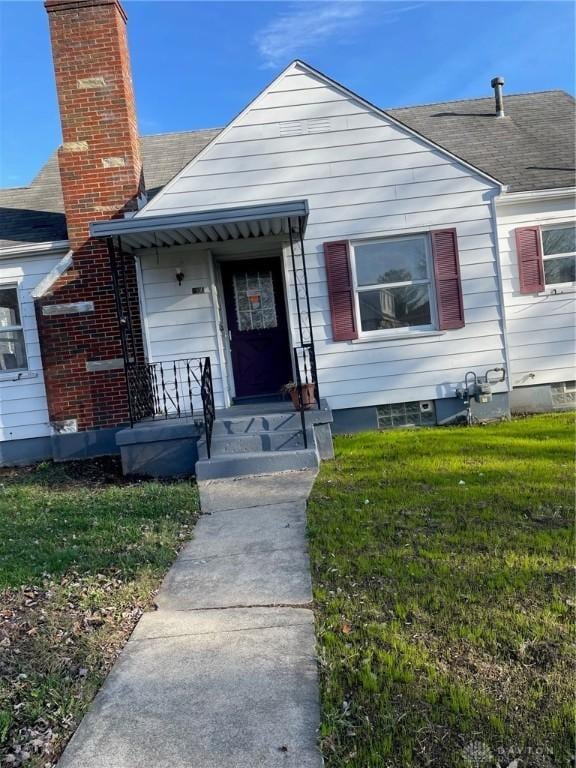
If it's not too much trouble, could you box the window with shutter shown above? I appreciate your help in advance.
[330,230,467,340]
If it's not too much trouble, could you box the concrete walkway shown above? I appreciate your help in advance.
[57,470,322,768]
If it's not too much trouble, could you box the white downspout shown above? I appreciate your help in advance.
[490,192,514,396]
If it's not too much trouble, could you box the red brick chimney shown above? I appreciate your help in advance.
[38,0,145,435]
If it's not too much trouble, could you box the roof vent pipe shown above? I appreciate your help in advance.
[491,76,505,117]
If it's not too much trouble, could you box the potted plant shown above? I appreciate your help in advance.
[281,381,316,410]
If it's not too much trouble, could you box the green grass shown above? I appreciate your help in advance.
[308,414,575,768]
[0,458,199,767]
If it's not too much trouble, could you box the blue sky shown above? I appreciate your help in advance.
[0,0,574,187]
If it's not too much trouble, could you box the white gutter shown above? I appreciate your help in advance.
[0,240,69,258]
[497,187,575,205]
[31,250,74,298]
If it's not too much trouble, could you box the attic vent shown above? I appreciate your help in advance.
[278,118,333,137]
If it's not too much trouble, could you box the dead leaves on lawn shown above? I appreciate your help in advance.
[0,573,149,767]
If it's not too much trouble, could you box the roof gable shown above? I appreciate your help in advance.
[135,61,501,219]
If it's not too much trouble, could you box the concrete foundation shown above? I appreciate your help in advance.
[333,393,511,434]
[0,436,52,467]
[116,419,202,477]
[0,428,122,468]
[510,383,575,414]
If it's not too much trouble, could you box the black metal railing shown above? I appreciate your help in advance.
[126,356,215,455]
[292,343,321,449]
[200,357,216,459]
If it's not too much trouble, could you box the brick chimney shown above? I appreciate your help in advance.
[38,0,145,435]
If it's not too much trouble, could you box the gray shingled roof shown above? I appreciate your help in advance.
[387,90,575,194]
[1,90,574,249]
[0,129,220,248]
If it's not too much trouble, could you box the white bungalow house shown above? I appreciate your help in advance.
[0,0,573,475]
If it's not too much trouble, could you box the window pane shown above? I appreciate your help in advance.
[542,227,576,256]
[359,285,431,331]
[0,329,27,370]
[0,287,21,328]
[355,238,428,286]
[544,256,576,285]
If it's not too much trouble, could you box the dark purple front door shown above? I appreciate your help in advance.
[221,257,293,400]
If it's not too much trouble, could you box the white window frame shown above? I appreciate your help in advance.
[350,233,437,339]
[541,223,576,289]
[0,282,28,373]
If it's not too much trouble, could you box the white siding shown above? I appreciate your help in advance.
[138,248,227,410]
[138,64,507,411]
[0,253,63,442]
[496,193,576,389]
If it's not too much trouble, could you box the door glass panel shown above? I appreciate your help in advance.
[233,270,278,331]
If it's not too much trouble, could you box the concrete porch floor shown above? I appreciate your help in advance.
[127,397,325,426]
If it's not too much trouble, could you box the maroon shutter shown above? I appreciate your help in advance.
[431,228,465,330]
[515,226,544,293]
[323,240,358,341]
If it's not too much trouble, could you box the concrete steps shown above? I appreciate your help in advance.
[195,447,319,480]
[211,411,304,436]
[195,407,321,480]
[200,429,307,455]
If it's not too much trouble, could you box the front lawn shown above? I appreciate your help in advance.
[0,458,199,767]
[308,414,574,768]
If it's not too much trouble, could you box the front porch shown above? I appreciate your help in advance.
[116,397,333,478]
[90,199,331,478]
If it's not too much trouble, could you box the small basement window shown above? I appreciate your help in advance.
[551,381,576,407]
[541,225,576,285]
[0,285,28,371]
[352,235,435,335]
[377,400,436,429]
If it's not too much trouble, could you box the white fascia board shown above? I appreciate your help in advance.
[496,187,576,206]
[30,249,74,298]
[0,240,69,259]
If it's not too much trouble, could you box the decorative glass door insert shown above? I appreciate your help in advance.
[233,270,278,331]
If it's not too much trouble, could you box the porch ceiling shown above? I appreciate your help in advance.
[90,200,309,251]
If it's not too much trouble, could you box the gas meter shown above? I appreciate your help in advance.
[456,367,506,423]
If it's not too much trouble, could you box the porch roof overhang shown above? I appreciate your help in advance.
[89,200,309,251]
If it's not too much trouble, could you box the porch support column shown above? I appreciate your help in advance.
[298,215,320,405]
[107,235,135,425]
[288,224,305,348]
